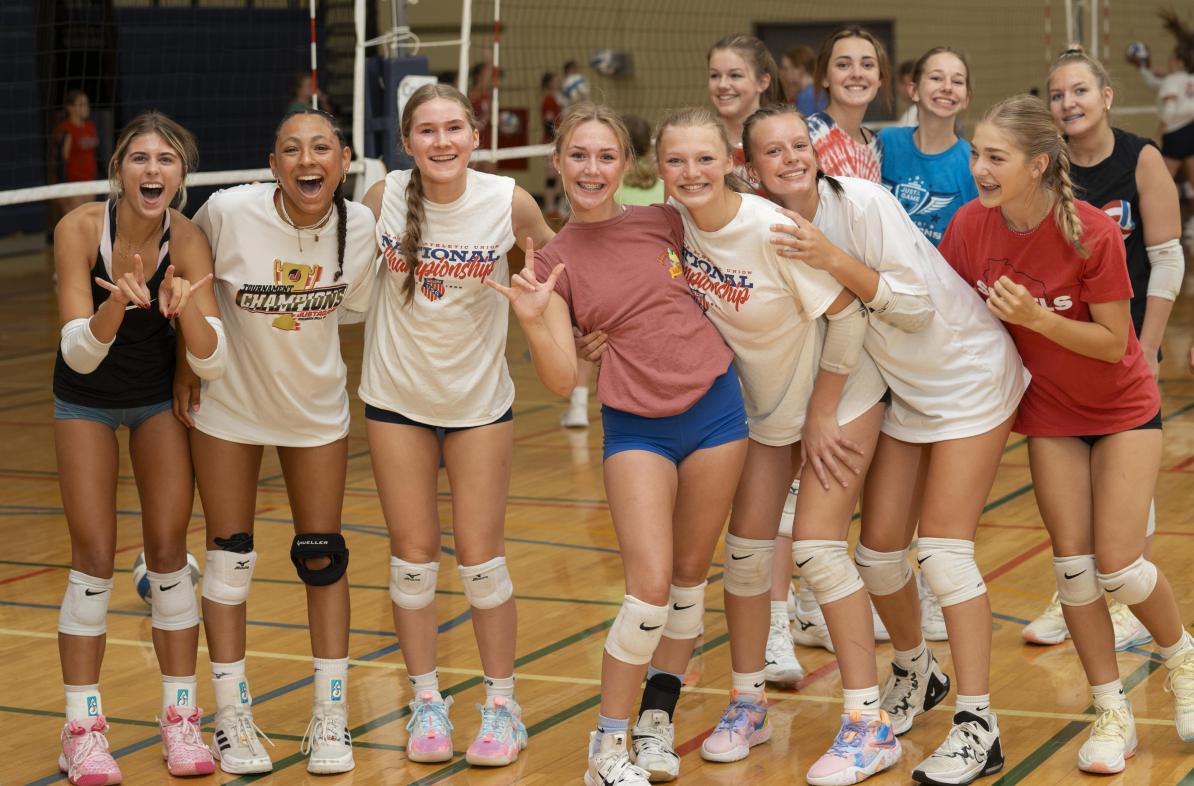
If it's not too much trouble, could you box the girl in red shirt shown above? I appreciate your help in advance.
[940,94,1194,776]
[55,90,99,215]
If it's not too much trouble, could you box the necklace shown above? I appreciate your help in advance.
[115,205,160,269]
[276,188,334,252]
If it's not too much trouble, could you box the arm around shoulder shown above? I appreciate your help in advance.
[512,186,555,251]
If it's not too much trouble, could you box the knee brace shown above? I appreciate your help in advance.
[662,581,706,640]
[290,533,349,586]
[148,565,200,631]
[777,479,800,539]
[202,532,257,607]
[722,534,774,597]
[854,544,912,597]
[1146,499,1156,538]
[916,537,986,607]
[792,540,864,605]
[1098,556,1158,606]
[389,556,438,610]
[58,570,112,636]
[1053,554,1100,606]
[604,595,669,665]
[458,556,514,610]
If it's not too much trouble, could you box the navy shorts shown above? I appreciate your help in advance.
[601,364,748,464]
[53,397,172,431]
[1162,122,1194,160]
[1074,409,1162,447]
[364,404,513,433]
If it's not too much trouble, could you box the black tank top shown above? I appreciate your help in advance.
[1070,128,1155,335]
[53,201,177,408]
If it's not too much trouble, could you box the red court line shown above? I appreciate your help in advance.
[0,566,55,585]
[981,538,1051,583]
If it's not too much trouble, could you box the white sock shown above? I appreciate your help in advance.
[842,685,882,718]
[1090,679,1127,708]
[893,641,929,673]
[409,669,441,701]
[770,600,788,619]
[313,657,349,705]
[64,684,102,723]
[1160,631,1194,663]
[162,674,197,715]
[484,674,515,701]
[731,670,766,702]
[955,693,992,718]
[211,659,250,712]
[570,386,588,408]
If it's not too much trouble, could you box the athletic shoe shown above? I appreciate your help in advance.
[1165,647,1194,741]
[466,696,527,767]
[881,649,951,736]
[585,730,651,786]
[406,691,454,763]
[159,705,216,776]
[1021,594,1068,646]
[700,692,771,762]
[912,711,1004,785]
[59,715,122,786]
[561,401,588,428]
[1077,697,1135,774]
[765,611,805,687]
[1109,600,1152,651]
[631,709,679,782]
[872,601,891,642]
[805,710,901,785]
[302,700,354,774]
[793,595,835,653]
[211,704,273,774]
[918,572,948,642]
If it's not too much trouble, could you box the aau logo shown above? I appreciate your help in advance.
[421,277,446,302]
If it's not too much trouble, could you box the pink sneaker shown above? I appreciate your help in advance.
[700,693,771,762]
[160,705,216,776]
[58,716,122,786]
[405,691,454,763]
[806,710,901,786]
[466,696,528,766]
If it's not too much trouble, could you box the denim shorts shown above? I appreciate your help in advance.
[53,397,172,431]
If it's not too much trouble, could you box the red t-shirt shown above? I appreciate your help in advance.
[534,204,733,418]
[939,199,1159,436]
[541,94,561,143]
[57,119,98,183]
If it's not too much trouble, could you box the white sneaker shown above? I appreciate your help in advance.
[631,709,679,782]
[561,402,589,428]
[912,711,1004,785]
[1021,594,1068,646]
[793,595,835,652]
[765,611,805,686]
[1077,697,1135,774]
[918,572,948,642]
[211,704,273,774]
[301,701,354,774]
[586,730,651,786]
[1165,647,1194,741]
[1108,600,1151,651]
[881,648,951,736]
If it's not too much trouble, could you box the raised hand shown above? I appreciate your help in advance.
[95,253,151,308]
[769,207,839,271]
[158,264,214,319]
[484,237,564,323]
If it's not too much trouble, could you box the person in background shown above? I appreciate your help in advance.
[781,46,826,116]
[54,90,99,216]
[896,59,919,127]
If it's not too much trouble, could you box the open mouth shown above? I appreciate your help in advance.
[576,182,606,193]
[139,184,164,202]
[297,175,323,197]
[429,154,457,163]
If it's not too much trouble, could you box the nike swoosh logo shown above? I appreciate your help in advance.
[1106,584,1124,593]
[917,555,930,565]
[213,672,230,679]
[753,681,765,688]
[863,698,878,705]
[1064,570,1086,580]
[976,705,988,712]
[673,603,695,610]
[912,651,924,662]
[84,588,107,596]
[794,557,812,568]
[639,623,662,631]
[471,575,486,581]
[855,561,871,568]
[730,554,750,560]
[159,582,180,591]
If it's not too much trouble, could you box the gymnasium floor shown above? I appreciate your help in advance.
[3,255,1194,785]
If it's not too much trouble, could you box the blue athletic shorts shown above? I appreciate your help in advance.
[601,364,748,464]
[53,397,172,431]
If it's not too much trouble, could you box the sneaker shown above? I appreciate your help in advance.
[59,716,122,786]
[211,704,273,774]
[405,691,454,763]
[912,711,1004,785]
[631,709,679,782]
[1077,698,1136,774]
[872,601,891,642]
[918,572,948,642]
[466,696,527,767]
[302,701,354,774]
[585,730,651,786]
[1021,594,1068,646]
[793,595,835,653]
[881,649,951,736]
[561,402,589,428]
[700,692,771,762]
[1109,600,1152,651]
[159,705,216,776]
[1165,647,1194,741]
[765,611,806,687]
[805,710,901,786]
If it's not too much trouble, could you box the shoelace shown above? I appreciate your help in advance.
[231,710,275,751]
[767,619,794,650]
[407,698,454,736]
[166,711,208,753]
[476,703,521,741]
[301,712,348,755]
[935,720,985,757]
[68,726,113,771]
[828,717,870,756]
[715,700,763,735]
[1090,704,1132,742]
[603,750,650,779]
[1166,657,1194,701]
[635,727,674,759]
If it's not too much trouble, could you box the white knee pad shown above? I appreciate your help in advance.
[604,595,668,665]
[458,556,514,610]
[792,540,864,605]
[777,479,800,538]
[1053,554,1099,606]
[662,581,706,640]
[917,537,986,607]
[1146,499,1156,537]
[1098,556,1158,606]
[389,556,439,610]
[58,570,112,636]
[854,544,912,597]
[202,549,257,607]
[723,534,774,597]
[148,565,200,631]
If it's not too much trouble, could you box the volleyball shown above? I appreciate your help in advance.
[1125,41,1150,64]
[590,48,632,78]
[132,551,202,606]
[498,109,522,136]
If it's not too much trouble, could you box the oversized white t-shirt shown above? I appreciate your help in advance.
[812,177,1029,441]
[359,168,516,427]
[675,193,887,446]
[193,183,378,447]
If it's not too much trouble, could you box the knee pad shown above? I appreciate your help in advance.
[792,540,863,605]
[854,544,912,597]
[662,581,706,640]
[604,595,668,665]
[1053,554,1099,606]
[202,532,257,607]
[1098,556,1158,606]
[389,556,438,610]
[722,534,774,597]
[458,556,514,610]
[148,565,200,631]
[917,537,986,607]
[777,479,799,539]
[58,570,112,636]
[1146,499,1156,537]
[290,533,349,586]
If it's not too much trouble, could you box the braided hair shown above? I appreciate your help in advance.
[274,107,349,281]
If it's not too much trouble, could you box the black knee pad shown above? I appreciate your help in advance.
[215,532,254,553]
[290,533,349,586]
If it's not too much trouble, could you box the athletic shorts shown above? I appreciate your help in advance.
[53,396,172,431]
[1162,122,1194,160]
[364,404,513,433]
[1073,409,1162,447]
[601,364,748,463]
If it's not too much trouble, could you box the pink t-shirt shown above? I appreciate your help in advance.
[535,204,733,418]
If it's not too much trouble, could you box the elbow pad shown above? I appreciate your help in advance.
[819,300,868,375]
[865,277,934,332]
[1146,239,1184,301]
[186,316,227,381]
[60,317,114,374]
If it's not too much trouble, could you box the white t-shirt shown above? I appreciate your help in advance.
[812,177,1029,441]
[193,183,378,447]
[360,168,516,427]
[1156,71,1194,132]
[675,193,887,446]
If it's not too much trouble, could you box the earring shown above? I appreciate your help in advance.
[341,170,348,185]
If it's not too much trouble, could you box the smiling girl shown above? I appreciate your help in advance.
[707,33,783,186]
[807,27,891,182]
